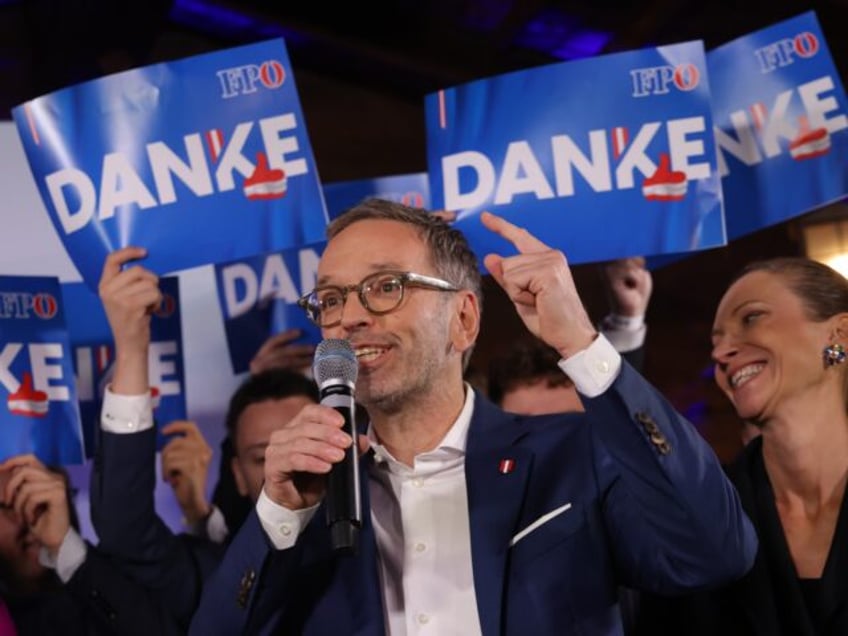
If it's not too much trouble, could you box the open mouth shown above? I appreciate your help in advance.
[730,363,765,389]
[354,346,389,363]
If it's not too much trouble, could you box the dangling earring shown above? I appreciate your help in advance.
[824,343,847,367]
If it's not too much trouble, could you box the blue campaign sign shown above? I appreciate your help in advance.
[0,276,84,465]
[426,40,725,265]
[215,244,323,374]
[62,277,187,455]
[324,173,431,218]
[709,11,848,239]
[215,173,432,374]
[12,38,329,291]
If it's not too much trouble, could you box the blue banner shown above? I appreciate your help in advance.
[323,173,430,214]
[216,173,432,373]
[710,11,848,239]
[215,245,323,374]
[426,41,724,265]
[62,278,187,455]
[12,38,329,290]
[0,276,84,464]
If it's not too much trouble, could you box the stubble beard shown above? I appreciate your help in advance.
[355,344,446,418]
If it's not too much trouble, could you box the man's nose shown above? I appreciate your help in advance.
[338,290,372,331]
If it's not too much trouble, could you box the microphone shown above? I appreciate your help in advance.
[312,338,361,554]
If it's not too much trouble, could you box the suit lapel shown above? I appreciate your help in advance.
[465,397,534,636]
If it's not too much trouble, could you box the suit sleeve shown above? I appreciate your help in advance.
[189,511,305,635]
[583,361,757,594]
[90,425,213,629]
[64,545,184,636]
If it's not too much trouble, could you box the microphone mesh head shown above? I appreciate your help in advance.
[313,338,358,386]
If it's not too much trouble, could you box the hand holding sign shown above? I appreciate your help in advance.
[481,211,597,359]
[161,421,213,526]
[249,329,314,376]
[98,247,161,396]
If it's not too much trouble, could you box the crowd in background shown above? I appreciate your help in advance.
[0,199,845,635]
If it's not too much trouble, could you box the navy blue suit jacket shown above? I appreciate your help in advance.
[190,363,757,635]
[90,423,224,632]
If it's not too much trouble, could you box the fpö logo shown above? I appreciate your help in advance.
[630,63,700,98]
[217,60,287,98]
[154,293,177,319]
[378,191,426,207]
[0,292,58,320]
[754,31,819,73]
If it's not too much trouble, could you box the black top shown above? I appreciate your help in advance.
[798,577,828,634]
[635,436,848,636]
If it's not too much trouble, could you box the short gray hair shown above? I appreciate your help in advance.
[327,198,482,368]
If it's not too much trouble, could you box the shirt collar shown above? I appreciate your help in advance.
[367,383,476,464]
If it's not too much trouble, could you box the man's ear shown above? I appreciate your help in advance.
[450,290,480,356]
[230,456,249,497]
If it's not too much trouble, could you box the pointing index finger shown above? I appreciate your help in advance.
[480,211,549,254]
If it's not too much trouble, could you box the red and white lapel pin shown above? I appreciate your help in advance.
[499,458,515,474]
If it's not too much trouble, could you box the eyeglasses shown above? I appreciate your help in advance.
[298,270,460,327]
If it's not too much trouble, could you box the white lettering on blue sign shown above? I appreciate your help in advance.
[221,248,321,319]
[715,76,848,176]
[442,116,710,209]
[630,64,700,97]
[217,60,286,98]
[0,343,70,400]
[44,114,309,235]
[149,341,181,397]
[754,32,819,74]
[74,341,181,402]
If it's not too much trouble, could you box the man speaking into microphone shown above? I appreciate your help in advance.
[191,198,756,635]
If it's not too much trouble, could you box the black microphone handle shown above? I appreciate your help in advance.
[321,383,361,554]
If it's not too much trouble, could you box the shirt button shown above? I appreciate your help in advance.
[596,360,610,374]
[417,613,430,625]
[126,420,136,430]
[279,523,292,536]
[415,542,426,553]
[412,478,423,488]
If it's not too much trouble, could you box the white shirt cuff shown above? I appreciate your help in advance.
[39,528,87,583]
[600,322,646,354]
[101,386,154,434]
[256,489,319,550]
[602,313,645,331]
[185,505,230,545]
[205,505,230,545]
[558,333,621,397]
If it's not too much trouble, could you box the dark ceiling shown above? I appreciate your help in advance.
[1,0,847,460]
[2,0,847,181]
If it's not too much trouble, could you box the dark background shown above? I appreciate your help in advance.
[1,0,847,461]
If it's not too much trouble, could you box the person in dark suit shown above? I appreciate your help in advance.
[189,198,757,635]
[636,257,848,636]
[0,454,177,635]
[89,246,322,632]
